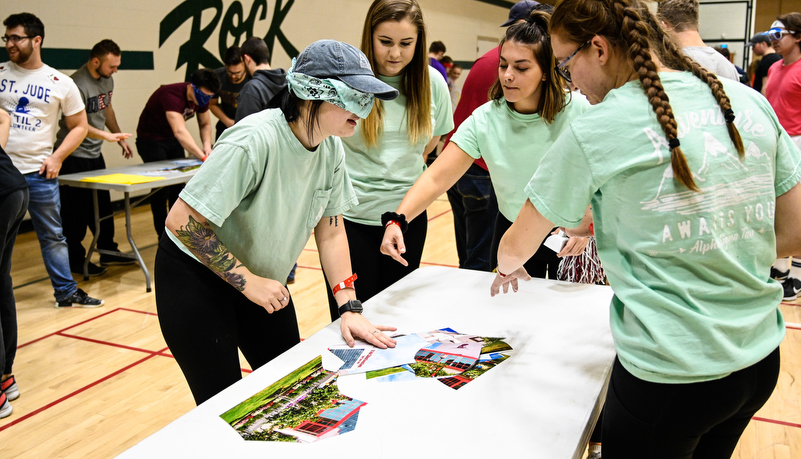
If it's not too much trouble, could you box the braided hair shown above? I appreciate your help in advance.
[550,0,744,192]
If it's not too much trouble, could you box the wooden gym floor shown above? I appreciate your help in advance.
[0,196,799,458]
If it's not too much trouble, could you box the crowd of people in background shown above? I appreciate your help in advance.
[2,1,801,458]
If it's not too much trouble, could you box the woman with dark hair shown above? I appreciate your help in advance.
[380,10,593,280]
[155,40,399,405]
[491,0,801,456]
[325,0,454,320]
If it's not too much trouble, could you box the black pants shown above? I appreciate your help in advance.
[59,155,118,266]
[0,188,28,375]
[325,213,427,321]
[490,213,559,279]
[136,138,185,239]
[155,237,300,405]
[603,348,780,458]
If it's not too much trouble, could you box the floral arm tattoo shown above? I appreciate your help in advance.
[174,215,247,291]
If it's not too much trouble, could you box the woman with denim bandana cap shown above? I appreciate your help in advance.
[153,40,400,405]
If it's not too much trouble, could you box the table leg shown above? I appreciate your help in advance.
[83,190,102,281]
[124,191,152,292]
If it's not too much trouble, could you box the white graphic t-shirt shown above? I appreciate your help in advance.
[0,61,85,174]
[526,72,801,384]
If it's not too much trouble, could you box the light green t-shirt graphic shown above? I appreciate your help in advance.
[168,108,357,282]
[452,93,589,221]
[342,65,454,225]
[527,72,801,384]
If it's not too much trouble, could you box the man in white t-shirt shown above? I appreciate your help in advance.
[0,12,102,308]
[657,0,741,81]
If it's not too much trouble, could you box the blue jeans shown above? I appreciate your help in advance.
[25,172,77,301]
[446,163,498,271]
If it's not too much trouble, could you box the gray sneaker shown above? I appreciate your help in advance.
[55,289,104,308]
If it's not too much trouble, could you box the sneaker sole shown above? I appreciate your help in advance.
[99,260,136,266]
[54,301,105,309]
[0,402,11,419]
[70,270,107,277]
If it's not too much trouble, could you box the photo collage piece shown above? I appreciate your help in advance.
[220,356,366,443]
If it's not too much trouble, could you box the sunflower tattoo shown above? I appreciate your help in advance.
[175,215,247,291]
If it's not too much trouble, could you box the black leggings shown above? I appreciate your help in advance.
[603,347,780,458]
[325,212,427,321]
[0,188,28,375]
[490,213,560,279]
[155,237,300,405]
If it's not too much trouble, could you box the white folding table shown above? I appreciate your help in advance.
[58,159,200,292]
[119,266,616,458]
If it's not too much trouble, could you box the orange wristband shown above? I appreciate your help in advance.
[332,273,358,296]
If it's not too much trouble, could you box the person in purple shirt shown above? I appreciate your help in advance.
[428,40,448,81]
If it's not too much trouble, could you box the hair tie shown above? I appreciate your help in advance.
[668,137,680,149]
[723,108,736,124]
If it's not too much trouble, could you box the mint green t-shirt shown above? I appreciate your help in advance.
[526,72,801,384]
[451,94,589,221]
[342,65,454,225]
[167,108,357,282]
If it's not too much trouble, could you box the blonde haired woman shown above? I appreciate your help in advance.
[325,0,453,319]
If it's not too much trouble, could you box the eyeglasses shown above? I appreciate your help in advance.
[226,69,246,79]
[555,41,590,83]
[2,35,33,44]
[767,28,796,41]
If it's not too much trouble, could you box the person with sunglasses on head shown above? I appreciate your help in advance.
[764,14,801,302]
[381,10,592,281]
[155,40,400,405]
[491,0,801,456]
[135,68,221,240]
[209,46,250,140]
[0,13,103,309]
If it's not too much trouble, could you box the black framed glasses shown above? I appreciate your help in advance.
[1,35,33,44]
[555,41,590,83]
[767,28,795,41]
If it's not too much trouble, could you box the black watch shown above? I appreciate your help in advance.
[338,299,363,316]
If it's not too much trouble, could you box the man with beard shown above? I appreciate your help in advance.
[209,46,250,140]
[55,39,135,277]
[0,13,101,307]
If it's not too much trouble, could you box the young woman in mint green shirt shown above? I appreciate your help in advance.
[381,11,592,280]
[491,0,801,456]
[326,0,453,319]
[154,41,399,405]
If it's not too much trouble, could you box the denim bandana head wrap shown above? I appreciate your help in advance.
[286,57,376,119]
[192,84,212,106]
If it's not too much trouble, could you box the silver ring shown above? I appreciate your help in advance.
[281,296,287,302]
[372,330,379,335]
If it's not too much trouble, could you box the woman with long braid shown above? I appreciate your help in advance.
[490,0,801,456]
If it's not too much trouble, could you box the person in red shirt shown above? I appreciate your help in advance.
[135,68,220,239]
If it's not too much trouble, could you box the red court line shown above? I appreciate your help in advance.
[298,265,322,271]
[118,307,159,316]
[17,307,123,349]
[787,325,801,331]
[427,208,453,221]
[57,332,163,355]
[753,416,801,429]
[780,302,801,307]
[0,353,159,433]
[420,261,459,268]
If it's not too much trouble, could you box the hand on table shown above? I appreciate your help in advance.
[490,267,531,297]
[340,311,397,348]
